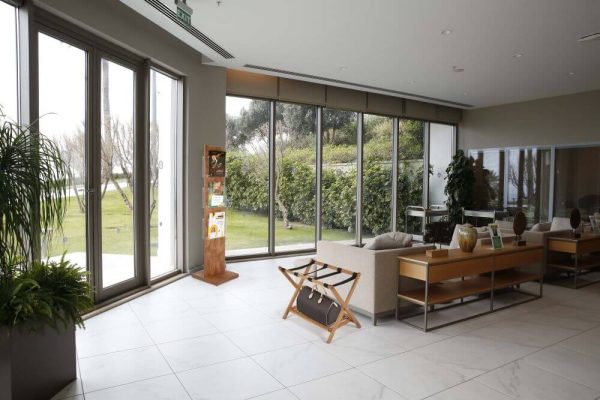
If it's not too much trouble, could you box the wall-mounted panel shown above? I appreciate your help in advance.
[405,99,436,121]
[325,85,367,113]
[226,69,278,99]
[279,78,326,105]
[367,93,403,117]
[436,105,462,124]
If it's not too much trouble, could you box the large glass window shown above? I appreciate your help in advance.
[100,58,136,288]
[507,148,551,224]
[225,96,270,256]
[471,149,505,210]
[149,69,178,278]
[0,2,18,121]
[321,108,358,243]
[428,123,454,207]
[39,33,88,271]
[554,146,600,219]
[397,119,425,234]
[362,114,393,239]
[274,102,317,251]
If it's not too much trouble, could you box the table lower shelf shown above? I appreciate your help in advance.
[398,270,540,306]
[547,254,600,271]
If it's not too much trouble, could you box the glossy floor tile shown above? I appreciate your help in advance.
[60,256,600,399]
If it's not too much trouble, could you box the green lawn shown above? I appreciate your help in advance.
[226,210,353,250]
[47,189,353,256]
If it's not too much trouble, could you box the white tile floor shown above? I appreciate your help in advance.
[54,256,600,400]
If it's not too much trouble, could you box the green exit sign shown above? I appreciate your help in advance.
[176,1,193,26]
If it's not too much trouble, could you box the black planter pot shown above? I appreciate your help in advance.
[0,323,76,400]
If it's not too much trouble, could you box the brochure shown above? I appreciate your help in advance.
[488,223,503,249]
[207,211,225,239]
[208,181,225,207]
[208,150,226,177]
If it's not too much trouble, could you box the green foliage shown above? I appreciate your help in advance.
[226,151,425,236]
[444,149,475,225]
[0,257,93,332]
[0,112,68,277]
[0,109,93,331]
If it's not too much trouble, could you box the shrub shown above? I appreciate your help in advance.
[226,148,427,235]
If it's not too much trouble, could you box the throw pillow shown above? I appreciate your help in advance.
[530,222,551,232]
[365,232,413,250]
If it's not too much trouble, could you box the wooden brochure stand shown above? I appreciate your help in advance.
[192,145,239,285]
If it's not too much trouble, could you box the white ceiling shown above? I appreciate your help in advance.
[122,0,600,109]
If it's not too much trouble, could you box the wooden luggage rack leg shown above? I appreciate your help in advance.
[279,259,361,343]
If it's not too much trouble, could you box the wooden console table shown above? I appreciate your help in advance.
[547,233,600,288]
[397,243,544,331]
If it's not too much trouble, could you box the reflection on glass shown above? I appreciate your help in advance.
[274,102,317,251]
[362,115,393,239]
[39,33,88,272]
[471,149,505,210]
[321,108,357,243]
[0,2,18,120]
[428,123,454,207]
[507,148,551,224]
[397,119,424,234]
[225,96,270,256]
[554,147,600,219]
[100,59,136,288]
[150,70,178,278]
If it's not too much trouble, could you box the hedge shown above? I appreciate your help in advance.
[225,150,424,235]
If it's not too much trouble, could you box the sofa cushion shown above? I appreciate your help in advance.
[530,222,551,232]
[365,232,413,250]
[494,220,515,234]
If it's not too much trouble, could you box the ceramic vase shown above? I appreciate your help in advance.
[458,224,477,252]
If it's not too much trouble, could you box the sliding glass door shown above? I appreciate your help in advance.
[150,69,178,279]
[39,32,88,271]
[38,30,148,302]
[99,58,138,289]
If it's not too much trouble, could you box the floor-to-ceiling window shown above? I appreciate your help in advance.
[0,1,18,121]
[554,146,600,219]
[471,149,505,210]
[34,14,182,303]
[321,108,358,243]
[397,119,425,234]
[39,33,88,272]
[428,123,455,207]
[507,148,551,224]
[362,114,393,239]
[274,102,317,252]
[100,58,137,289]
[225,96,270,256]
[149,68,179,279]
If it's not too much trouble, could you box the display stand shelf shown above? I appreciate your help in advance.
[192,145,238,286]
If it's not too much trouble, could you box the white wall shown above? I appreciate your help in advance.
[459,90,600,151]
[37,0,227,270]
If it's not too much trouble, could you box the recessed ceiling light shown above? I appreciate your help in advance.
[453,66,464,73]
[578,32,600,42]
[513,53,524,58]
[568,71,576,76]
[338,66,348,71]
[441,29,453,35]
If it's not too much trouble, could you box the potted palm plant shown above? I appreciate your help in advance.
[0,109,93,400]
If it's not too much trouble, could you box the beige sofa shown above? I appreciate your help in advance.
[315,240,434,325]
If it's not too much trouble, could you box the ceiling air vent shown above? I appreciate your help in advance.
[144,0,234,59]
[243,64,473,108]
[578,32,600,42]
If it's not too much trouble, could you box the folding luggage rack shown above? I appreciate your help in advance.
[279,259,361,343]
